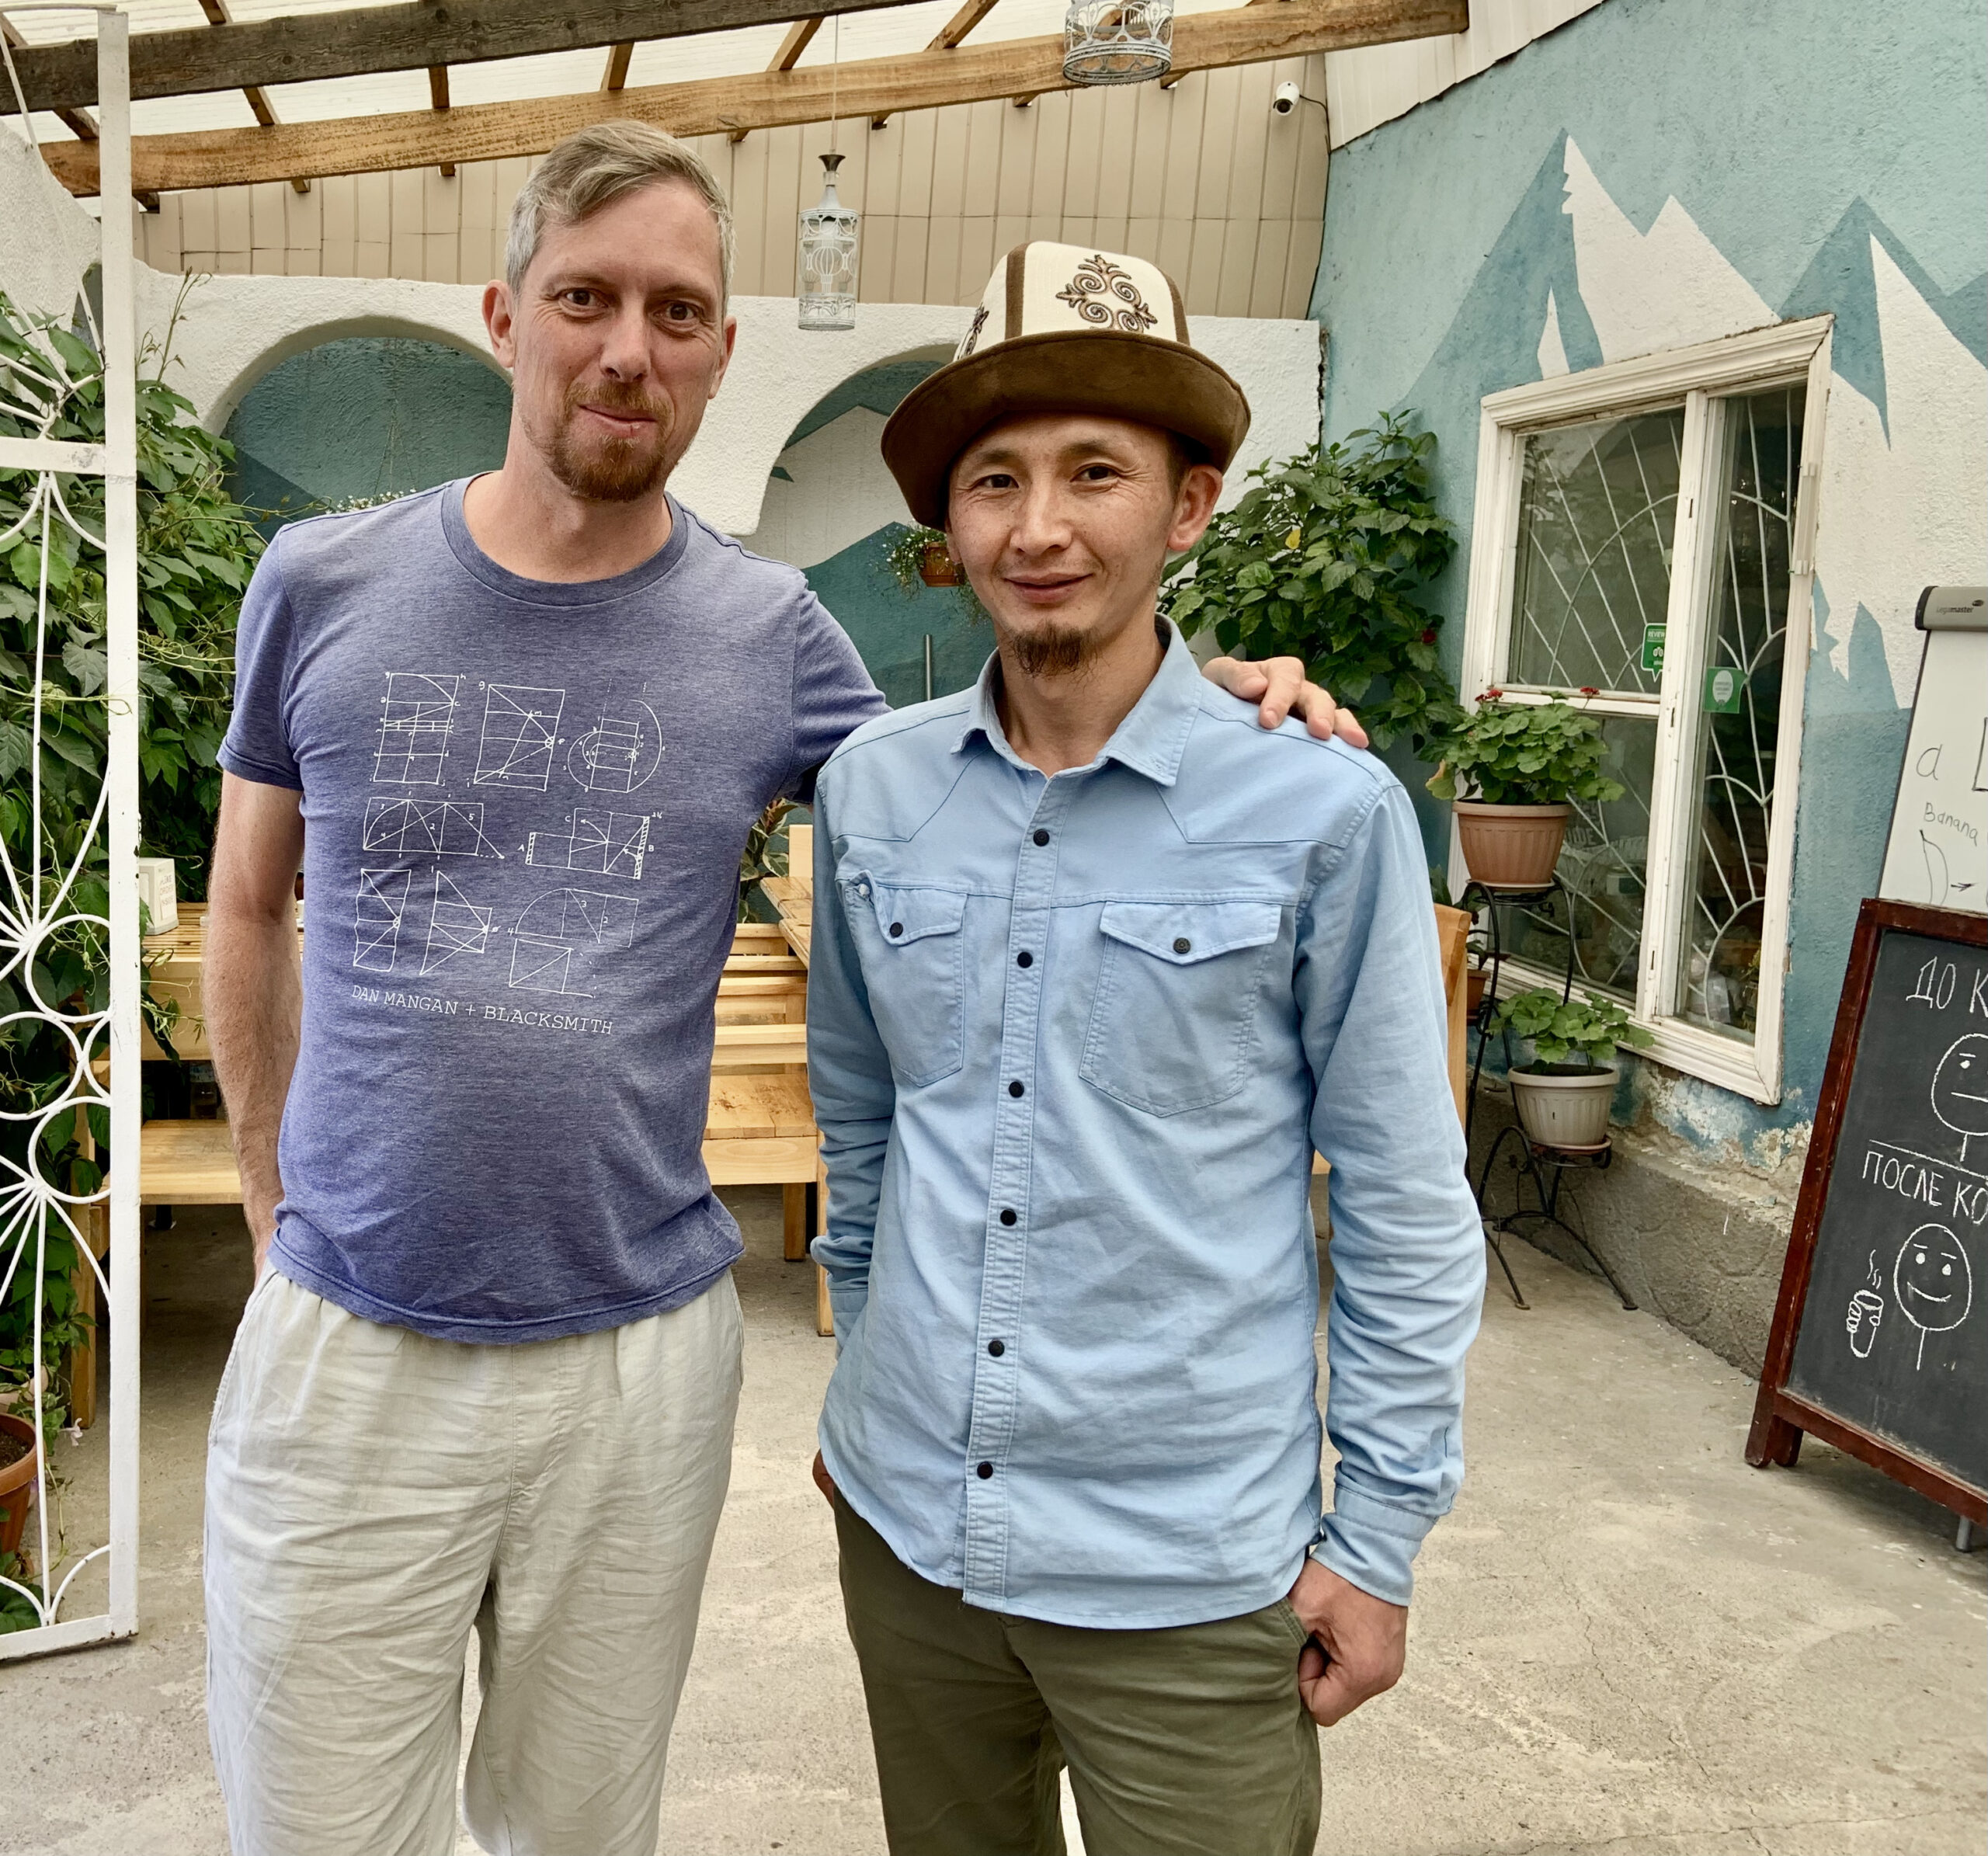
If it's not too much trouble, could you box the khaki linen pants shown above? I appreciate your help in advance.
[205,1269,743,1856]
[835,1497,1322,1856]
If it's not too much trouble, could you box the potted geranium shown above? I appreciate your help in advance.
[1489,986,1653,1149]
[1427,690,1623,889]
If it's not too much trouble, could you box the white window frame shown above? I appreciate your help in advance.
[1455,316,1834,1106]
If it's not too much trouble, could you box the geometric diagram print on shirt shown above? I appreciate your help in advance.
[474,683,567,790]
[567,697,663,794]
[373,673,461,784]
[525,807,650,881]
[353,866,495,976]
[509,888,640,996]
[362,796,506,860]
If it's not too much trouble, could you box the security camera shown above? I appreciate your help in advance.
[1272,80,1302,115]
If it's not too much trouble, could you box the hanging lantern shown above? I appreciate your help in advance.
[798,152,860,332]
[1062,0,1173,85]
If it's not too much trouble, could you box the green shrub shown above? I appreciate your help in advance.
[1161,414,1463,755]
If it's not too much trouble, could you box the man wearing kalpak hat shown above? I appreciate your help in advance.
[805,242,1486,1856]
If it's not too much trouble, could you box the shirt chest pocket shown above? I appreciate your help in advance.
[1079,902,1284,1117]
[845,876,969,1089]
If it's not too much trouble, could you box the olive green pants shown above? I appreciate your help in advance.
[835,1497,1322,1856]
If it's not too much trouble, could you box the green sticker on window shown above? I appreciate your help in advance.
[1641,624,1667,674]
[1703,664,1743,713]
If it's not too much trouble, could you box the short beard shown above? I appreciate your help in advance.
[1005,621,1103,679]
[536,382,671,504]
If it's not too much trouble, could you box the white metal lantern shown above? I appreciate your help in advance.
[798,153,860,332]
[1062,0,1173,85]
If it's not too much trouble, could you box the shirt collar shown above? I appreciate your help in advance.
[951,620,1205,788]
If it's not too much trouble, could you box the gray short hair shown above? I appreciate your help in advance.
[504,121,735,305]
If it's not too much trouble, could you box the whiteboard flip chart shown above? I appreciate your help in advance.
[1879,587,1987,916]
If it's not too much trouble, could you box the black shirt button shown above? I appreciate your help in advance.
[999,1208,1017,1226]
[889,922,904,937]
[1016,951,1033,968]
[1173,937,1192,954]
[988,1339,1006,1357]
[1008,1079,1024,1098]
[976,1461,994,1479]
[1032,829,1050,846]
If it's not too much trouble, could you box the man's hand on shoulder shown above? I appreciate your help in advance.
[1288,1556,1407,1727]
[1200,655,1371,749]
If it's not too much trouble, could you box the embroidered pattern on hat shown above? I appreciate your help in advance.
[1055,255,1158,333]
[958,305,989,358]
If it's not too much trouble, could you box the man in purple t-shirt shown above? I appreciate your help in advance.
[203,122,1359,1856]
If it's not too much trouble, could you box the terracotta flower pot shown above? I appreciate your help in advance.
[1455,801,1571,890]
[1508,1063,1615,1149]
[0,1412,40,1559]
[917,543,961,588]
[1466,968,1489,1020]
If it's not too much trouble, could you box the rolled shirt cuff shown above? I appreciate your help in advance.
[810,1244,869,1350]
[1311,1482,1438,1607]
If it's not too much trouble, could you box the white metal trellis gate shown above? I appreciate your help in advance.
[0,3,141,1660]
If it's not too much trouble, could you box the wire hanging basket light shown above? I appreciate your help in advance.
[1062,0,1173,85]
[798,151,860,331]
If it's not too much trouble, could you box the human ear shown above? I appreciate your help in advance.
[1166,462,1225,554]
[484,280,517,370]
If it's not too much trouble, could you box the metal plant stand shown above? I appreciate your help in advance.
[1462,877,1635,1312]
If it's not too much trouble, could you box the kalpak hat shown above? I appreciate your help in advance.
[880,242,1251,530]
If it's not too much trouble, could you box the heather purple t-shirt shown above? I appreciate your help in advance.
[220,480,884,1342]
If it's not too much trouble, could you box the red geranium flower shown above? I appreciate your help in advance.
[1483,687,1503,700]
[1579,685,1599,697]
[1420,629,1437,645]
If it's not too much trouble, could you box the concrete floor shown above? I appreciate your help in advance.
[2,1189,1983,1856]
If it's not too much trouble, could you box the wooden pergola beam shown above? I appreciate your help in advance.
[1,14,95,142]
[6,0,923,114]
[42,0,1460,195]
[731,13,822,137]
[873,0,997,125]
[193,0,311,191]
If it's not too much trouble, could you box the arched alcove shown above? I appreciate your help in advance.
[222,335,513,530]
[749,348,989,707]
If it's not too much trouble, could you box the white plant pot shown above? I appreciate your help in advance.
[1507,1064,1615,1149]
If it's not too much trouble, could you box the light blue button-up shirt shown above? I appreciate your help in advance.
[808,625,1484,1628]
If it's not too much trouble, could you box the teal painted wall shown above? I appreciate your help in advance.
[223,336,513,529]
[1309,0,1987,1145]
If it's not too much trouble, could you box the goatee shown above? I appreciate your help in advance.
[1006,621,1100,679]
[538,382,671,503]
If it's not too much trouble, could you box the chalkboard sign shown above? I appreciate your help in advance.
[1748,898,1988,1523]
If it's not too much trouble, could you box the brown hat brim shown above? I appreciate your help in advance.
[880,329,1252,531]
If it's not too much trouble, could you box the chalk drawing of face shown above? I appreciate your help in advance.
[1931,1035,1988,1155]
[1892,1222,1973,1369]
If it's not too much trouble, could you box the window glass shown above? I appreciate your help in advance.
[1496,715,1655,1002]
[1510,410,1685,696]
[1677,387,1802,1040]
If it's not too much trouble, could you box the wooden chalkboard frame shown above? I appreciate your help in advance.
[1746,898,1988,1523]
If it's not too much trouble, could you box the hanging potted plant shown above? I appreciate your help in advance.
[1427,690,1622,890]
[884,523,961,589]
[1489,986,1653,1149]
[0,1408,39,1561]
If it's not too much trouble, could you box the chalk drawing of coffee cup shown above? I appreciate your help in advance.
[1846,1288,1885,1359]
[1892,1222,1973,1369]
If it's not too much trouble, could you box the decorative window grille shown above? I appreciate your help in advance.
[0,3,142,1660]
[1457,317,1833,1105]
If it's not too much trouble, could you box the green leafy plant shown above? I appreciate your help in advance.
[0,280,263,1440]
[1425,690,1625,806]
[1161,414,1463,755]
[881,523,953,594]
[1489,985,1654,1071]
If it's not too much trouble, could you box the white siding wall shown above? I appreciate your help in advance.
[137,57,1329,316]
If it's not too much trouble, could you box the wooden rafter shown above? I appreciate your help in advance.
[7,0,922,114]
[2,15,96,143]
[600,40,634,90]
[732,14,822,139]
[874,0,998,127]
[191,0,311,193]
[429,64,456,176]
[41,0,1461,195]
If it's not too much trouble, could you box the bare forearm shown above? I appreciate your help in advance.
[206,902,301,1264]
